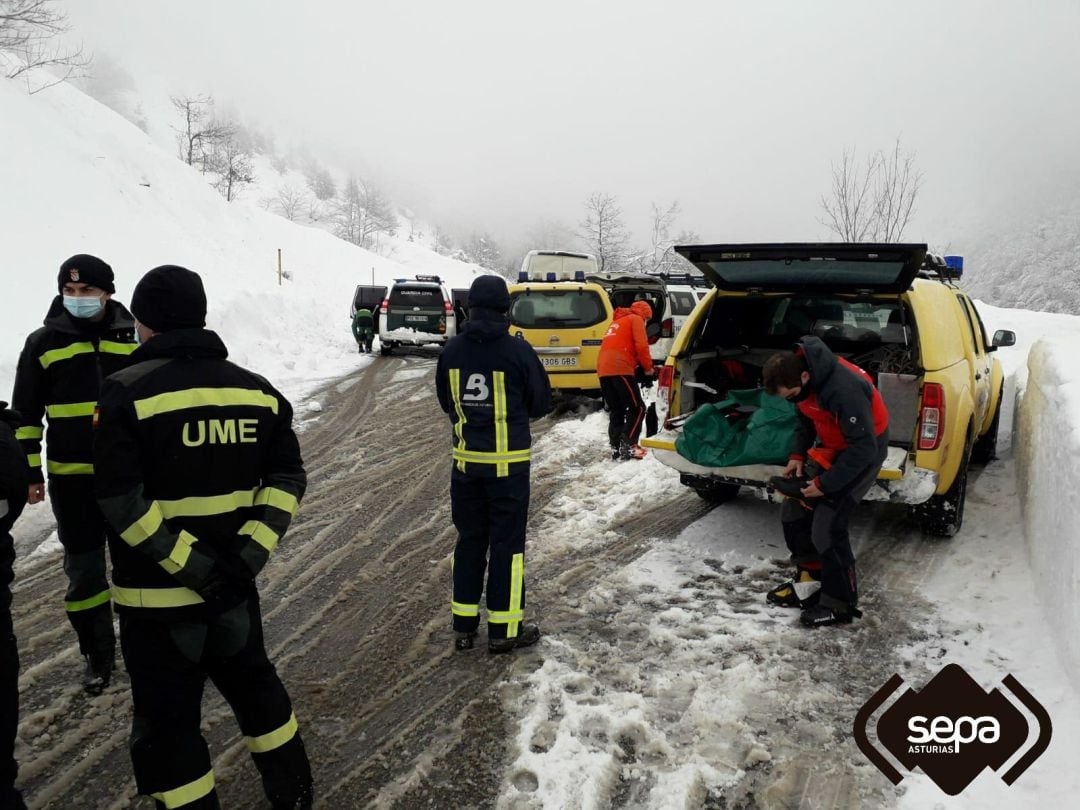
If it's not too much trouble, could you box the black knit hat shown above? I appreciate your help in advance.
[131,265,207,332]
[467,275,510,312]
[58,254,115,294]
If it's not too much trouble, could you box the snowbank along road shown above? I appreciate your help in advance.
[11,354,1014,808]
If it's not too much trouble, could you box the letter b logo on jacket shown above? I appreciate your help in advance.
[461,374,490,402]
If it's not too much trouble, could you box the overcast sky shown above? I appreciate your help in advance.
[64,0,1080,252]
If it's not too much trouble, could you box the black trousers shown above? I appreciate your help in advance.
[450,471,529,640]
[48,477,114,658]
[600,375,646,448]
[779,448,887,611]
[120,596,312,809]
[0,537,18,804]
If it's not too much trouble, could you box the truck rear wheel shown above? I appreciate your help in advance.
[380,343,394,356]
[913,434,971,537]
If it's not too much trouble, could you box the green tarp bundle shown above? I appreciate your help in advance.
[675,388,797,468]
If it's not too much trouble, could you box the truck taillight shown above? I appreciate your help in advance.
[380,298,389,313]
[661,318,673,338]
[657,365,673,405]
[918,383,945,451]
[444,300,453,314]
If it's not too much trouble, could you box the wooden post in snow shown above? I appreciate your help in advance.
[277,249,283,286]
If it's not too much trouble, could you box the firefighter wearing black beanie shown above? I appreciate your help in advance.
[94,264,315,808]
[130,264,207,333]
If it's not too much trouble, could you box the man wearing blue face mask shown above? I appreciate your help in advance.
[10,253,137,694]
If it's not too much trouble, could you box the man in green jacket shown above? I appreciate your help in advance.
[351,308,375,354]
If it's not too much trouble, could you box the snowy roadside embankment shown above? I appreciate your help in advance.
[1016,336,1080,689]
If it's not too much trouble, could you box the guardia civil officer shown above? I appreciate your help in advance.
[11,254,136,693]
[435,275,552,653]
[93,266,313,809]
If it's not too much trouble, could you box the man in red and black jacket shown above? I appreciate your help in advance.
[762,336,889,627]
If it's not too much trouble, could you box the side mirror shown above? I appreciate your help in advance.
[991,329,1016,348]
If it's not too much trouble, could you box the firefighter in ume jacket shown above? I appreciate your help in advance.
[435,276,552,653]
[93,266,313,809]
[11,254,137,693]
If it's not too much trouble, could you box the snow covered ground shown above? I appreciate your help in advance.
[494,304,1080,808]
[4,61,1080,808]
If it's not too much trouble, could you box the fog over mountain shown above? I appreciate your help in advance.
[61,0,1080,309]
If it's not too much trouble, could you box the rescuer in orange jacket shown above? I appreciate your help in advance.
[597,300,654,460]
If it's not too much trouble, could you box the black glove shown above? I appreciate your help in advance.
[192,551,254,616]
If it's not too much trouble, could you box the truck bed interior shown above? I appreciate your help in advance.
[677,294,921,447]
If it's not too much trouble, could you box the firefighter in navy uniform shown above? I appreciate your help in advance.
[0,403,29,810]
[93,266,313,809]
[435,276,552,653]
[11,254,136,693]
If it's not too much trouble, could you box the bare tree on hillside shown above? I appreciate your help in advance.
[874,137,924,242]
[579,192,629,272]
[820,138,923,242]
[208,131,255,202]
[304,161,336,201]
[333,176,396,247]
[170,95,232,170]
[464,232,502,271]
[431,225,453,255]
[269,182,306,221]
[0,0,89,89]
[634,200,683,274]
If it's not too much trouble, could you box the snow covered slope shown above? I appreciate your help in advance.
[0,75,488,403]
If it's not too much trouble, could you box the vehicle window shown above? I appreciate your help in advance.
[767,296,907,344]
[963,296,990,352]
[389,286,444,307]
[509,290,606,328]
[669,291,697,315]
[955,294,984,355]
[608,289,663,323]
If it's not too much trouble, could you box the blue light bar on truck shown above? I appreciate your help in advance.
[944,256,964,276]
[518,271,529,281]
[573,270,586,281]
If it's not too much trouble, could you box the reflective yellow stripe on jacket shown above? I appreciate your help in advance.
[111,585,205,608]
[38,341,95,369]
[133,388,279,420]
[47,460,93,475]
[494,371,509,477]
[46,401,97,419]
[448,369,467,473]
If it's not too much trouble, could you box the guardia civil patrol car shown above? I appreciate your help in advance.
[362,275,463,355]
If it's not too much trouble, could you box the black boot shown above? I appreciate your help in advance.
[488,624,540,654]
[800,604,862,628]
[82,650,113,695]
[454,631,477,651]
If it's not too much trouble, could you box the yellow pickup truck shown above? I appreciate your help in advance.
[641,243,1015,536]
